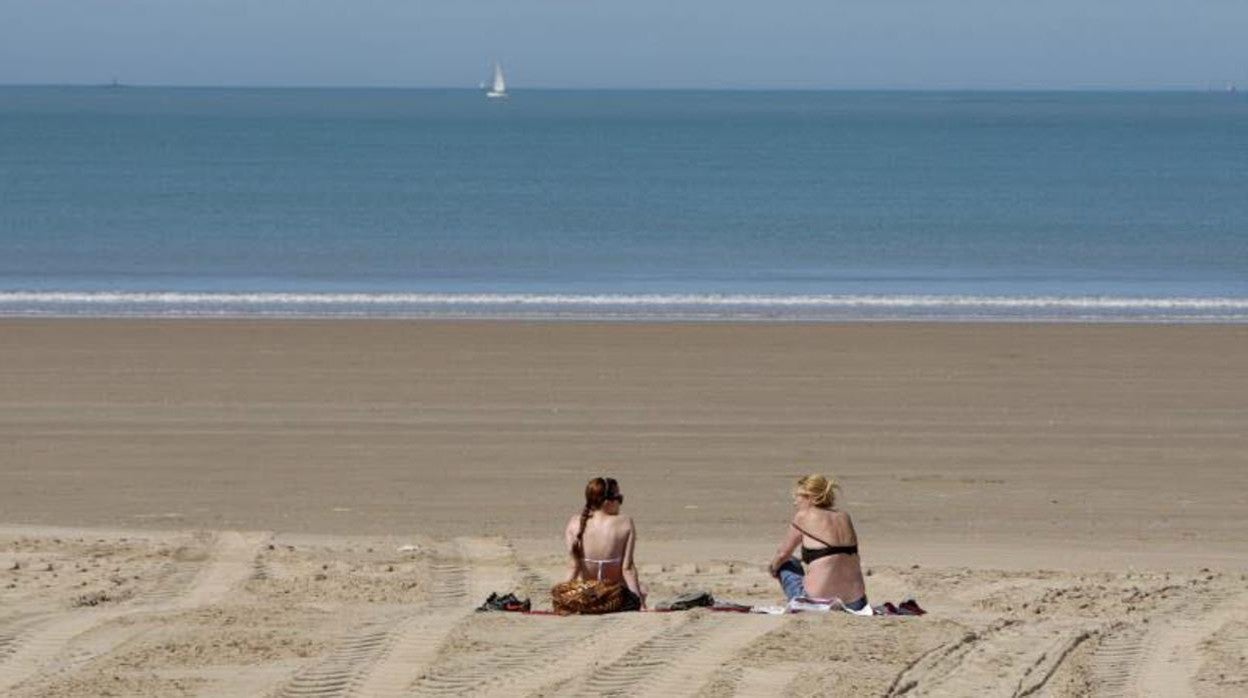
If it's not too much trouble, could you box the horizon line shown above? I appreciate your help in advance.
[1,82,1241,94]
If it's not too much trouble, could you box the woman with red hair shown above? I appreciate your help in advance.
[552,476,647,613]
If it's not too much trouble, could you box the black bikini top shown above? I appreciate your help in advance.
[792,523,858,563]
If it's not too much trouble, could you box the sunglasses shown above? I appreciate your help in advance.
[607,493,624,504]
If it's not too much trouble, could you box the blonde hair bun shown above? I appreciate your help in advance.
[795,474,839,508]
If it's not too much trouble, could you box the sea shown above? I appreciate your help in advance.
[2,87,1246,321]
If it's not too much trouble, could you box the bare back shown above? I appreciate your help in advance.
[792,507,866,602]
[565,511,636,584]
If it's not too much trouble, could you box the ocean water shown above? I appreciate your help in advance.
[2,87,1246,321]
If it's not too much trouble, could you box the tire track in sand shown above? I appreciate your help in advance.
[886,617,1091,698]
[729,664,806,697]
[0,617,45,664]
[454,579,672,697]
[405,611,685,698]
[501,538,553,602]
[372,537,655,698]
[887,621,1007,697]
[1013,627,1093,697]
[1119,587,1248,697]
[550,611,778,698]
[1084,623,1148,696]
[274,618,405,698]
[408,618,608,697]
[350,538,512,698]
[276,537,510,698]
[408,536,670,698]
[172,531,272,610]
[0,530,268,695]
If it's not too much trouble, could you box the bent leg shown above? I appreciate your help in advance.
[776,559,805,600]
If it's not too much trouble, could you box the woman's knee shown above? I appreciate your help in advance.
[777,559,804,576]
[776,559,805,600]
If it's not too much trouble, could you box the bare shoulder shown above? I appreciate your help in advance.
[616,514,636,531]
[803,508,851,528]
[793,509,820,526]
[565,514,582,532]
[826,509,854,527]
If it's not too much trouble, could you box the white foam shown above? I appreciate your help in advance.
[2,291,1248,309]
[1,291,1246,321]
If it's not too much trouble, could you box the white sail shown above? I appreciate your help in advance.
[487,62,507,98]
[492,63,506,93]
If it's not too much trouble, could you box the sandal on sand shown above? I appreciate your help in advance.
[874,602,899,616]
[476,592,532,613]
[897,598,926,616]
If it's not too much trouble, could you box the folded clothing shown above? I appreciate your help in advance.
[656,590,715,611]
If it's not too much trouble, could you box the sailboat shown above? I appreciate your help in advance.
[486,62,508,99]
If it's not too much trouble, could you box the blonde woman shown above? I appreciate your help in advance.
[767,474,869,612]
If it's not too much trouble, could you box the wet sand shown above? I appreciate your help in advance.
[1,319,1246,696]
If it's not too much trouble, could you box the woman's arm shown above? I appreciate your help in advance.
[767,521,802,577]
[563,515,582,583]
[620,518,646,608]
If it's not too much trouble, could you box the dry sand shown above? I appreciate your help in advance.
[1,319,1246,696]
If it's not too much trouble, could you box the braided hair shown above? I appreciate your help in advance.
[572,477,618,563]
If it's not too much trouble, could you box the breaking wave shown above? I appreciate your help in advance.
[2,291,1247,321]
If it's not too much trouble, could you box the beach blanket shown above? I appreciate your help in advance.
[749,597,926,616]
[480,588,922,616]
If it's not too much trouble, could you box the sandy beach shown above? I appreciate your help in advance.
[2,319,1246,696]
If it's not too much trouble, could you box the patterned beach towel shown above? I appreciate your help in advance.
[550,580,630,615]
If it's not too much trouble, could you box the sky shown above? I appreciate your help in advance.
[1,1,1245,89]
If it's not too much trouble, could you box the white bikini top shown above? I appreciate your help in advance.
[583,556,622,581]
